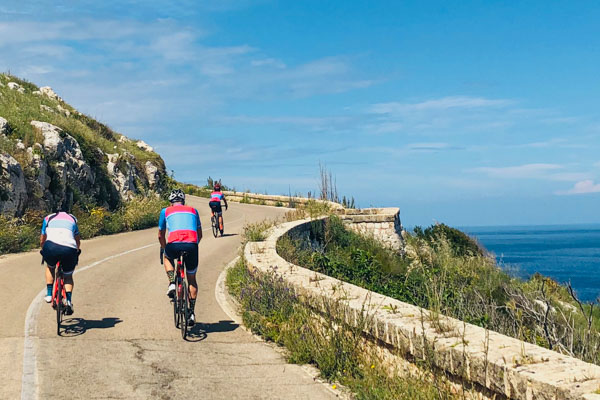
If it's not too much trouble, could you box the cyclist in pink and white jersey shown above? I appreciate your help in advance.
[209,182,228,231]
[158,189,202,326]
[40,208,81,315]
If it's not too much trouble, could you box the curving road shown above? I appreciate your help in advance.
[1,196,337,400]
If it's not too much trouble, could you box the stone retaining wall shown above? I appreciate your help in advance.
[341,207,404,251]
[244,218,600,400]
[223,191,344,210]
[224,191,404,251]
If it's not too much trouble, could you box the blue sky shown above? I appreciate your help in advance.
[1,0,599,226]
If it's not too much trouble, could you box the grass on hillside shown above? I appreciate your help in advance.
[0,196,167,255]
[277,216,600,366]
[226,257,461,400]
[0,73,166,210]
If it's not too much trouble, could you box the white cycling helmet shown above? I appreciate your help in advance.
[168,189,185,204]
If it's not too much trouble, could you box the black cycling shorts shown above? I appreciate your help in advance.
[165,242,199,274]
[42,241,79,274]
[209,201,222,214]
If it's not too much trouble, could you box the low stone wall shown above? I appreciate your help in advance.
[223,191,344,210]
[341,207,404,251]
[244,218,600,400]
[224,191,404,251]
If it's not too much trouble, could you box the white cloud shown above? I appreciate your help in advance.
[473,163,563,179]
[250,58,286,68]
[369,96,512,114]
[557,180,600,195]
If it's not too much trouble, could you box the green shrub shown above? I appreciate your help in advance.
[242,220,275,243]
[279,218,600,365]
[0,216,39,254]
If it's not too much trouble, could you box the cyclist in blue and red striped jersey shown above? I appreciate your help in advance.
[40,207,81,315]
[158,189,202,326]
[209,182,228,231]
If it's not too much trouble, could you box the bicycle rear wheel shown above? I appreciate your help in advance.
[211,216,218,237]
[55,278,63,336]
[179,282,188,339]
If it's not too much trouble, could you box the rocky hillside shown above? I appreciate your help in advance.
[0,74,168,216]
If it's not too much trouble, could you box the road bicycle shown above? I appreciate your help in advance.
[161,249,189,339]
[211,203,226,237]
[42,257,67,336]
[211,212,223,237]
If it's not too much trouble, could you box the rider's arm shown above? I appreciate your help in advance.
[158,229,167,248]
[158,208,167,248]
[40,217,48,247]
[195,210,202,243]
[73,220,81,250]
[223,195,228,210]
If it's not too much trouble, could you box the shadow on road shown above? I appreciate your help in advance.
[60,317,123,337]
[219,233,238,238]
[185,320,239,342]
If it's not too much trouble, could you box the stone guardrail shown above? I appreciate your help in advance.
[244,218,600,400]
[223,190,405,251]
[223,190,344,210]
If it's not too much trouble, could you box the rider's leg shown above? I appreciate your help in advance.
[64,274,74,302]
[187,273,197,317]
[185,245,199,315]
[218,213,223,230]
[45,266,55,297]
[164,257,175,283]
[163,244,176,284]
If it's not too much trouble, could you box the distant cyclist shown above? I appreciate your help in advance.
[209,182,228,232]
[40,207,81,315]
[158,189,202,326]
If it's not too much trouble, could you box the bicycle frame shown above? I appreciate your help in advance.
[50,261,66,335]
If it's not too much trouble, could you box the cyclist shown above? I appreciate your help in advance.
[40,208,81,315]
[158,189,202,326]
[209,182,228,232]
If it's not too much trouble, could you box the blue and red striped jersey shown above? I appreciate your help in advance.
[158,205,201,243]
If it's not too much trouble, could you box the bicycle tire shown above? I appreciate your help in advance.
[56,278,63,336]
[180,282,188,339]
[173,283,179,328]
[211,216,218,238]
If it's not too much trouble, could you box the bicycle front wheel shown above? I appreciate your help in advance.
[179,283,188,339]
[55,279,63,336]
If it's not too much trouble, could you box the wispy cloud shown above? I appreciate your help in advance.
[557,180,600,195]
[369,96,512,114]
[472,163,563,179]
[407,142,464,152]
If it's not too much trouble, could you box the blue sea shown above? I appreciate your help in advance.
[462,224,600,302]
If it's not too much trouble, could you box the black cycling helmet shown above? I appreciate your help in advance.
[168,189,185,204]
[213,182,221,191]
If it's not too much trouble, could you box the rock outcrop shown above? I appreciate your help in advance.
[0,153,27,215]
[7,82,25,93]
[0,117,8,134]
[0,75,168,216]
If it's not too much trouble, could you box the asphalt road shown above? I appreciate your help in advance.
[1,196,337,400]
